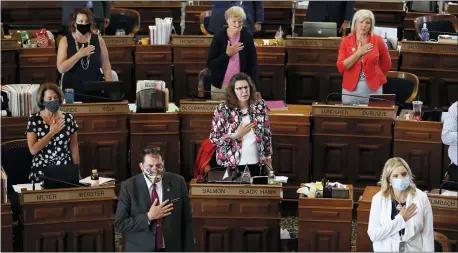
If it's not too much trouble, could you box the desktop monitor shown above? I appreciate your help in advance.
[303,22,337,37]
[75,81,125,103]
[42,164,80,189]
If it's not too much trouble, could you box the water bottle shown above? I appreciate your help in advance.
[421,23,429,41]
[268,170,276,184]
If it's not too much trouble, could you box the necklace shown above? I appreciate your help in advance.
[393,194,406,211]
[73,34,91,70]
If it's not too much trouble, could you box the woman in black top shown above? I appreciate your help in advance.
[207,6,260,100]
[57,7,112,91]
[26,83,80,181]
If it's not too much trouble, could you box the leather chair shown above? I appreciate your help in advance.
[414,14,458,40]
[434,231,451,252]
[105,8,141,36]
[200,10,213,35]
[384,71,419,108]
[198,68,212,99]
[1,139,33,190]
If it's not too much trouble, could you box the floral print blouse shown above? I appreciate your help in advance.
[210,99,273,169]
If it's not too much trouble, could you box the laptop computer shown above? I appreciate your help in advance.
[42,164,80,189]
[75,81,125,103]
[303,22,337,37]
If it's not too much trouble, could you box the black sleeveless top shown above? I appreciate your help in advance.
[62,33,103,91]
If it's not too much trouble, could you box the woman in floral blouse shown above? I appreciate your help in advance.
[210,72,272,178]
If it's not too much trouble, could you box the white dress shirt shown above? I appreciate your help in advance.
[442,101,457,166]
[238,110,259,166]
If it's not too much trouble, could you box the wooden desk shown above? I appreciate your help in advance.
[403,12,435,40]
[130,112,180,176]
[179,100,311,200]
[356,1,405,30]
[1,202,13,252]
[298,185,353,252]
[311,103,395,201]
[184,3,212,35]
[1,39,19,84]
[255,40,286,101]
[20,186,116,251]
[135,45,173,100]
[263,2,293,37]
[112,1,181,35]
[103,36,136,102]
[394,110,443,190]
[400,41,458,108]
[19,47,57,84]
[357,186,458,251]
[172,35,212,104]
[189,180,281,251]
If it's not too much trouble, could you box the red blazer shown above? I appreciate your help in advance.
[337,33,392,92]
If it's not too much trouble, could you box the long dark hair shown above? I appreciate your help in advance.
[68,8,95,33]
[226,73,257,109]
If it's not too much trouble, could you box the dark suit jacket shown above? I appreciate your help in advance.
[61,1,112,26]
[306,1,355,29]
[207,28,260,89]
[115,172,195,252]
[209,1,264,34]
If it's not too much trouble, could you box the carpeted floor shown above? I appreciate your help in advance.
[115,216,359,252]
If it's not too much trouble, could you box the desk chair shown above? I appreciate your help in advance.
[384,71,419,108]
[434,231,452,252]
[105,8,140,36]
[200,10,213,35]
[1,139,33,190]
[414,14,458,40]
[198,68,212,99]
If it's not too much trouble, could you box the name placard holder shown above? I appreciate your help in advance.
[190,182,282,198]
[180,99,220,113]
[172,35,213,46]
[61,101,129,114]
[285,37,342,48]
[21,186,116,203]
[428,193,458,209]
[312,103,396,119]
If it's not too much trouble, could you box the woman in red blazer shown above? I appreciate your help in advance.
[337,9,391,105]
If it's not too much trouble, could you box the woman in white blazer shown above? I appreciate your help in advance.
[368,157,434,252]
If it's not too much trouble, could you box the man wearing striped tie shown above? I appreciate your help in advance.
[115,147,195,252]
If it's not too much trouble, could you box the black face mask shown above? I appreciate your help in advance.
[76,23,91,35]
[43,100,61,113]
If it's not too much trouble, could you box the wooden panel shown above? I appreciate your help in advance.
[173,64,206,104]
[201,227,231,252]
[71,229,104,252]
[1,203,13,252]
[1,116,28,141]
[19,67,58,84]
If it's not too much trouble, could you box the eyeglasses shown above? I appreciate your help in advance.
[235,86,249,92]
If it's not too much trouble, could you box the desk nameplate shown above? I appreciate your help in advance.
[191,185,282,198]
[1,39,20,50]
[103,36,135,47]
[286,37,341,48]
[172,36,213,46]
[180,99,220,113]
[428,194,458,209]
[312,103,396,119]
[401,41,458,54]
[61,102,129,114]
[21,187,115,203]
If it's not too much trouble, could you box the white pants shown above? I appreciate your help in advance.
[342,79,383,105]
[211,84,228,101]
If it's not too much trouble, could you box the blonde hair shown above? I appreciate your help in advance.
[225,6,246,21]
[351,9,375,34]
[380,157,417,198]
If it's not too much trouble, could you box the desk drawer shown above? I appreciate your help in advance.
[1,51,17,65]
[19,54,56,66]
[107,47,134,63]
[173,47,209,63]
[130,114,179,134]
[135,46,172,64]
[298,207,352,222]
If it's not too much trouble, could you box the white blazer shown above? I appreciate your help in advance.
[367,188,434,252]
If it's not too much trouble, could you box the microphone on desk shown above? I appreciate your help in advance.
[439,180,458,194]
[38,175,82,188]
[324,92,404,107]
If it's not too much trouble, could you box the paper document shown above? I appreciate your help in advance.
[79,176,115,185]
[13,183,42,193]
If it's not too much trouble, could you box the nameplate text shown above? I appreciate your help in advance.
[191,186,282,198]
[172,36,213,46]
[180,100,220,113]
[312,104,396,119]
[22,187,116,203]
[402,41,458,54]
[428,195,458,209]
[1,39,20,50]
[61,103,129,114]
[286,37,341,48]
[103,36,135,47]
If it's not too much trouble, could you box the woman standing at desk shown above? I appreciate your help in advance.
[57,8,112,90]
[368,157,434,252]
[209,73,272,178]
[207,6,260,100]
[336,9,391,105]
[26,83,80,181]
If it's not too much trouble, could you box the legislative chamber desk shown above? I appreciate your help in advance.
[180,100,311,200]
[189,179,281,252]
[312,103,395,201]
[298,184,353,252]
[357,186,458,252]
[401,41,458,108]
[1,102,130,180]
[1,202,13,252]
[19,185,116,251]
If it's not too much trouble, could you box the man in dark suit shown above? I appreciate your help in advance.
[115,147,195,252]
[209,1,264,34]
[61,1,112,33]
[306,1,355,36]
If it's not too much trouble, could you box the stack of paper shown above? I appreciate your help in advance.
[136,80,166,94]
[79,176,115,185]
[151,17,173,45]
[1,84,40,116]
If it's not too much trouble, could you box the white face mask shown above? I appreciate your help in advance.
[391,176,410,192]
[143,167,163,183]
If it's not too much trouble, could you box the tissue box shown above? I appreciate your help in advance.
[332,187,349,199]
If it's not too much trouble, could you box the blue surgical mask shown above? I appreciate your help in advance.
[391,177,410,192]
